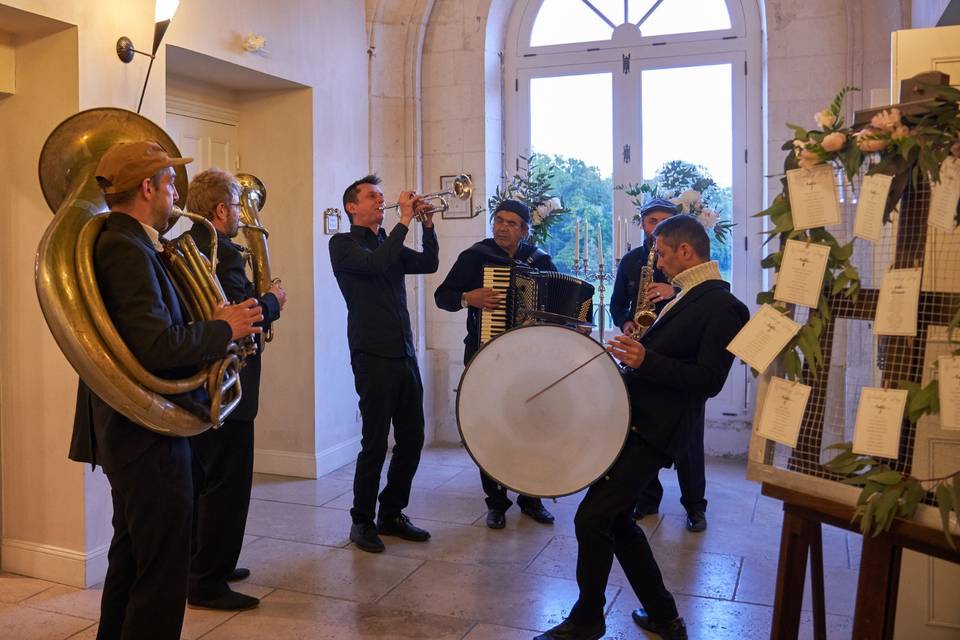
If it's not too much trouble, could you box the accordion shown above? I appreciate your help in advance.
[479,264,594,346]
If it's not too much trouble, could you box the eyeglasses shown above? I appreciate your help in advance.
[225,202,241,209]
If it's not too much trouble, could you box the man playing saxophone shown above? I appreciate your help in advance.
[69,141,263,640]
[184,168,286,611]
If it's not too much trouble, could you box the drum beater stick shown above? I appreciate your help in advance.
[525,350,608,403]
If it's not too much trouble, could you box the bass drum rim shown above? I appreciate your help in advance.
[455,324,631,498]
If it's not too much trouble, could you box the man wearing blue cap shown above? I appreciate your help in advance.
[434,199,556,529]
[610,197,708,533]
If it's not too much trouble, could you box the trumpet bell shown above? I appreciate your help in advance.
[450,173,472,201]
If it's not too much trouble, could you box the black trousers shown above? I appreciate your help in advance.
[637,410,707,514]
[189,417,254,599]
[480,470,544,512]
[98,438,192,640]
[350,353,425,525]
[569,437,679,627]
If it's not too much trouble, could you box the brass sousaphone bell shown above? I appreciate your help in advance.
[36,107,247,436]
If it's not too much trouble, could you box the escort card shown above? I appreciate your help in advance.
[853,173,894,242]
[726,304,802,374]
[852,387,908,459]
[786,165,841,230]
[755,377,812,447]
[939,356,960,430]
[773,240,831,309]
[873,267,922,337]
[928,156,960,232]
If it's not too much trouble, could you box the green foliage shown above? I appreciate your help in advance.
[824,443,959,547]
[489,154,570,247]
[897,380,941,424]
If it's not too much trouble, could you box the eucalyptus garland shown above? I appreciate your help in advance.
[755,84,960,544]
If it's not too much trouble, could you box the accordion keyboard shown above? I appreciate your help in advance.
[479,266,510,345]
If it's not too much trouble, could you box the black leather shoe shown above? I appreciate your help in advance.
[376,513,431,541]
[350,522,386,552]
[520,502,555,524]
[534,617,605,640]
[486,509,506,529]
[227,567,250,582]
[632,607,688,640]
[686,511,707,532]
[633,503,659,519]
[188,588,260,611]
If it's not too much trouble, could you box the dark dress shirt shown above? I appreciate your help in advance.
[609,237,675,330]
[187,222,281,420]
[434,239,556,363]
[330,223,439,359]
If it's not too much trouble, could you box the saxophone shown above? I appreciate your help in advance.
[628,242,659,340]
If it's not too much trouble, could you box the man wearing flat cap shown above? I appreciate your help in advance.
[434,198,557,529]
[69,140,263,640]
[609,197,708,533]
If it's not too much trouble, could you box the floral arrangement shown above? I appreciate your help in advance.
[754,83,960,545]
[618,162,735,244]
[669,188,736,243]
[488,156,569,245]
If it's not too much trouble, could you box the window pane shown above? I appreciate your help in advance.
[641,64,733,281]
[530,73,614,329]
[639,0,731,36]
[530,0,614,47]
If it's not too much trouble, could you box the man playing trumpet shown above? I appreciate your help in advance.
[330,175,437,553]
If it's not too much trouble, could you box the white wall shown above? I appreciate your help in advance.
[0,0,368,586]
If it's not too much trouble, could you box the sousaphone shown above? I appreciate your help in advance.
[36,107,244,436]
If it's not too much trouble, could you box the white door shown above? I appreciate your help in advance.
[889,23,960,640]
[164,110,239,239]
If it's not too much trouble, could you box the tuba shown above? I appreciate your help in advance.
[628,242,659,339]
[36,107,245,437]
[234,173,279,344]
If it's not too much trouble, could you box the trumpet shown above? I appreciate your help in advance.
[380,173,472,221]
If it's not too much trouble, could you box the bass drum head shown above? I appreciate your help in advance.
[456,324,630,498]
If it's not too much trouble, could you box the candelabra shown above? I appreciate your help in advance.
[590,261,614,343]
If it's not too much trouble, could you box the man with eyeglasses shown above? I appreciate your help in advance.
[434,199,557,530]
[183,168,286,611]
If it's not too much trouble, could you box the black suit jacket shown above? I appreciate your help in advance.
[69,212,233,473]
[186,223,281,420]
[624,278,749,459]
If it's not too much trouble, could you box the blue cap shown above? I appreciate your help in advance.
[640,197,678,218]
[495,198,531,223]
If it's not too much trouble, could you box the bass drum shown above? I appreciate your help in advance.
[456,324,630,498]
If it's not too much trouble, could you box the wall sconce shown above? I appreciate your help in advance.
[242,33,267,53]
[116,0,180,113]
[323,208,342,235]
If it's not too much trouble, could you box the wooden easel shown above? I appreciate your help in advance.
[764,482,960,640]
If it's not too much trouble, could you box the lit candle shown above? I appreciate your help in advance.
[574,221,580,264]
[597,223,603,267]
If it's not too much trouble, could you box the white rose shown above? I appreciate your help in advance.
[546,197,562,212]
[870,108,902,132]
[532,204,547,224]
[697,208,719,230]
[821,131,846,152]
[814,109,837,129]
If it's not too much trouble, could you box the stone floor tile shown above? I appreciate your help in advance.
[181,583,274,640]
[418,445,474,467]
[0,602,93,640]
[434,466,483,496]
[0,572,56,604]
[202,589,472,639]
[66,624,98,639]
[377,560,619,631]
[381,520,554,569]
[735,555,858,616]
[242,534,259,548]
[325,486,486,525]
[526,533,741,600]
[252,473,353,507]
[461,623,538,639]
[21,584,101,620]
[245,498,351,547]
[607,591,774,640]
[239,537,422,602]
[651,514,783,560]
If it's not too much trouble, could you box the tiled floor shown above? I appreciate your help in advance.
[1,446,860,639]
